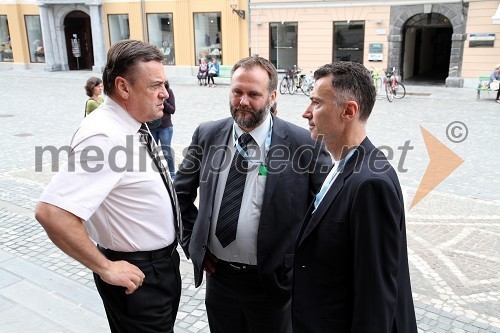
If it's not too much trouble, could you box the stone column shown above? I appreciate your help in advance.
[446,33,466,88]
[88,2,106,73]
[39,4,61,71]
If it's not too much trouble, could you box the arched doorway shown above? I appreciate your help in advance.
[64,11,93,70]
[402,13,452,84]
[387,3,467,87]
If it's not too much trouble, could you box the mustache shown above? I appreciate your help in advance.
[233,105,255,113]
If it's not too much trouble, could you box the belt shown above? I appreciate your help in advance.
[217,259,258,273]
[97,242,177,261]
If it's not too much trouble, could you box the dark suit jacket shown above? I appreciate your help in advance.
[292,137,417,333]
[174,115,331,309]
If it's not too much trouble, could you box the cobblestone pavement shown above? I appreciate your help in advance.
[0,69,499,333]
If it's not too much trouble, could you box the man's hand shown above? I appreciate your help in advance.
[99,260,146,294]
[203,251,218,276]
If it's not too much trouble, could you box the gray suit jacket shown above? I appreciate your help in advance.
[174,115,331,309]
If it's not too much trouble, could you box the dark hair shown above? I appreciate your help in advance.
[314,61,376,121]
[102,40,164,97]
[270,101,277,114]
[84,77,102,97]
[231,56,278,95]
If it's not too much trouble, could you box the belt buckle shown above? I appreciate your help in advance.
[228,263,243,271]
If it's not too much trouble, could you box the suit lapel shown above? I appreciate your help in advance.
[206,119,233,210]
[298,138,375,245]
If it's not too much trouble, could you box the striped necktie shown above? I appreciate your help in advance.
[139,123,182,241]
[215,132,253,248]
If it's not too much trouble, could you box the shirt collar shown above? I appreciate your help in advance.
[233,113,271,147]
[104,97,143,135]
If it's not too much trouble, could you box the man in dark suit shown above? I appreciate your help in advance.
[175,56,330,333]
[293,61,418,333]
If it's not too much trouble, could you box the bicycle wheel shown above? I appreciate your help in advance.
[301,77,314,97]
[279,77,289,95]
[393,81,406,99]
[374,76,382,94]
[385,83,394,102]
[288,78,297,95]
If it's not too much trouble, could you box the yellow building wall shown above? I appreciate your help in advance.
[102,0,248,66]
[462,0,500,78]
[0,3,40,65]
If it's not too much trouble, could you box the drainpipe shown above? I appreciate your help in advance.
[141,0,147,41]
[247,0,251,56]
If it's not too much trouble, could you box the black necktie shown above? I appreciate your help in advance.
[216,132,253,248]
[139,124,182,241]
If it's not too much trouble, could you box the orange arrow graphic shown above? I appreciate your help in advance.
[409,126,464,209]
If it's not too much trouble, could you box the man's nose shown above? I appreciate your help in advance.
[302,105,312,119]
[239,94,250,105]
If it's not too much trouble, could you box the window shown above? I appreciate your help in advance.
[333,21,365,63]
[269,22,297,70]
[147,13,175,65]
[25,15,44,63]
[193,13,221,65]
[108,14,130,46]
[0,15,13,62]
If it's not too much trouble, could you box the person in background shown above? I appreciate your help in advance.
[292,61,417,333]
[35,40,182,333]
[207,56,220,87]
[84,77,104,116]
[174,56,331,333]
[197,58,208,86]
[150,80,176,179]
[488,64,500,103]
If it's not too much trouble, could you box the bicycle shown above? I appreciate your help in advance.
[279,68,294,95]
[384,67,406,102]
[369,66,384,94]
[289,65,314,96]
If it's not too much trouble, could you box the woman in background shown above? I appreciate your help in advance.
[84,77,104,116]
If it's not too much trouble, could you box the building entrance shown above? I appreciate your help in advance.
[64,11,93,70]
[402,13,452,84]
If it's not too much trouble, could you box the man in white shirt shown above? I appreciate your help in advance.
[35,40,181,333]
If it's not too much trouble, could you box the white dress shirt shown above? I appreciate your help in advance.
[209,114,271,264]
[39,97,176,252]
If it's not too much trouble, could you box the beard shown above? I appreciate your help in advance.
[230,99,271,130]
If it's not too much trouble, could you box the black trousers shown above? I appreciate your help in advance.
[208,73,218,84]
[94,248,181,333]
[205,261,292,333]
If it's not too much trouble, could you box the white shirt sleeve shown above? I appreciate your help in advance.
[39,133,124,221]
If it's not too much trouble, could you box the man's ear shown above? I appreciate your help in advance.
[115,76,130,100]
[270,90,277,106]
[342,100,358,121]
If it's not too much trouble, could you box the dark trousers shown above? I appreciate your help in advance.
[205,262,292,333]
[94,249,181,333]
[208,73,218,84]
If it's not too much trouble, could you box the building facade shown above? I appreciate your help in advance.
[250,0,500,87]
[0,0,249,75]
[1,0,499,87]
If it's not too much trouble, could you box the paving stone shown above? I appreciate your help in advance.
[0,71,499,333]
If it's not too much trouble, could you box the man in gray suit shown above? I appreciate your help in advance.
[174,56,331,332]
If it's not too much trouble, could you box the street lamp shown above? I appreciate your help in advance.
[230,0,245,20]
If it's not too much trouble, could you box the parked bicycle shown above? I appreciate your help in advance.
[279,67,294,95]
[384,67,406,102]
[369,66,384,94]
[279,66,314,96]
